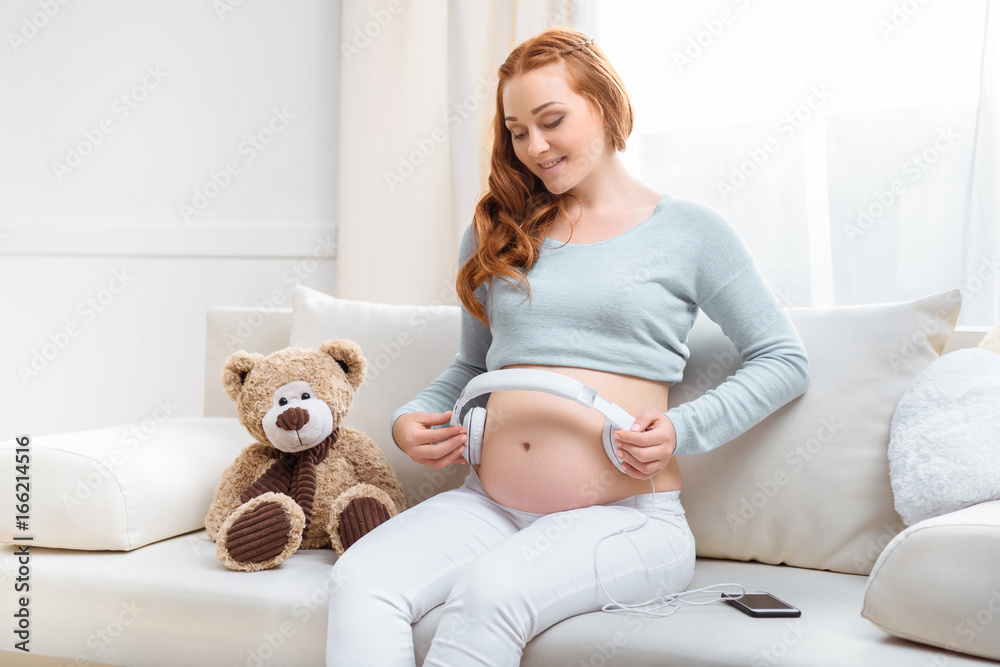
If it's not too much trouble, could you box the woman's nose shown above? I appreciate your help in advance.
[527,133,549,157]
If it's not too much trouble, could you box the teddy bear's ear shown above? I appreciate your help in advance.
[320,339,367,391]
[221,351,264,402]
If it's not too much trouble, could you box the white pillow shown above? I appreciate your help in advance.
[289,284,466,506]
[862,500,1000,661]
[0,417,248,550]
[675,289,962,575]
[889,348,1000,526]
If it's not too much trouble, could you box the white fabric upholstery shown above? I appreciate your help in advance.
[0,418,247,551]
[675,290,962,575]
[889,348,1000,526]
[3,535,993,667]
[288,284,468,506]
[863,500,1000,661]
[0,532,328,666]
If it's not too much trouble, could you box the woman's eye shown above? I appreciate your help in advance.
[279,397,288,406]
[512,118,561,140]
[301,393,310,400]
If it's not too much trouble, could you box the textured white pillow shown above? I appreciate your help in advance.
[862,500,1000,661]
[675,289,962,575]
[0,417,247,550]
[889,348,1000,526]
[289,284,466,506]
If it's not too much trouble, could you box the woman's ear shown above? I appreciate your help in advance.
[320,339,367,391]
[221,351,264,402]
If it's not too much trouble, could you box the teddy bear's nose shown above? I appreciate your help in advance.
[276,406,310,431]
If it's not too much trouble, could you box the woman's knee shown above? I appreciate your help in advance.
[444,555,531,630]
[329,546,376,604]
[328,531,410,611]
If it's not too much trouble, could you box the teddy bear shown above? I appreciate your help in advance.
[204,339,406,572]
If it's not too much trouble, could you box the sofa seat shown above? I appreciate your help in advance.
[3,534,996,667]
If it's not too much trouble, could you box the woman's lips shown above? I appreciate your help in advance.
[539,156,565,171]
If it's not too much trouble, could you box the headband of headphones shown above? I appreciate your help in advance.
[449,368,636,431]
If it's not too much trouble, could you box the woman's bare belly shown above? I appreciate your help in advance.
[472,364,682,513]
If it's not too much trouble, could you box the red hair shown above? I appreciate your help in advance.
[456,27,634,326]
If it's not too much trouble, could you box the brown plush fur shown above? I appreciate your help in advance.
[205,339,406,571]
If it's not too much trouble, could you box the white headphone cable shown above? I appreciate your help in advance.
[594,478,745,617]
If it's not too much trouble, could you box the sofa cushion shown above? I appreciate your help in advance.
[288,284,467,507]
[0,417,247,550]
[862,500,1000,661]
[9,532,994,667]
[0,532,330,666]
[888,347,1000,526]
[674,289,961,575]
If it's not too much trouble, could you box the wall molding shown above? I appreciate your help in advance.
[0,221,336,259]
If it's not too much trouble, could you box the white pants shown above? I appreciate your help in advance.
[326,468,695,667]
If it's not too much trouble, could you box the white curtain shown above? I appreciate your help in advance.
[335,0,592,306]
[964,0,1000,326]
[337,1,998,326]
[577,0,999,326]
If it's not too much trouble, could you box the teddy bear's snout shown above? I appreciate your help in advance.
[276,407,310,431]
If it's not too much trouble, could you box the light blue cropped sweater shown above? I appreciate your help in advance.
[390,195,810,456]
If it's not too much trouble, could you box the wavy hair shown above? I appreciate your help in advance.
[456,27,634,326]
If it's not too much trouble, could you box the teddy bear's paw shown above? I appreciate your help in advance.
[337,496,392,551]
[217,492,306,572]
[328,483,399,555]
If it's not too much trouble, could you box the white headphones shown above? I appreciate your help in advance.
[451,369,751,617]
[449,369,636,472]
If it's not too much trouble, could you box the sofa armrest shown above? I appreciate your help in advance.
[0,418,248,551]
[862,500,1000,661]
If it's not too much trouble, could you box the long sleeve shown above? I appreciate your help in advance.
[387,201,810,456]
[389,224,491,447]
[664,223,810,456]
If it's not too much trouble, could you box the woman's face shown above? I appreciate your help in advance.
[502,61,611,196]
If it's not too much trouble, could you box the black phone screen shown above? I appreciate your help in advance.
[740,594,796,610]
[722,592,801,617]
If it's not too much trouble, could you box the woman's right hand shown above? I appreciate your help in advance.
[393,410,469,469]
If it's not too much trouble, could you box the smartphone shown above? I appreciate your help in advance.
[721,592,801,618]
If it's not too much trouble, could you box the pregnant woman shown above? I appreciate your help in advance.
[326,26,809,667]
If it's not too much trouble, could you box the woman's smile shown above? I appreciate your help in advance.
[539,156,565,170]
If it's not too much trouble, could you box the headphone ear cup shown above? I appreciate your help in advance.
[462,407,487,465]
[603,422,626,473]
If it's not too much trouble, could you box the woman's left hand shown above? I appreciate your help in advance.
[612,410,677,480]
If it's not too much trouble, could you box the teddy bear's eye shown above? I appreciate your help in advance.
[278,397,288,406]
[301,393,310,400]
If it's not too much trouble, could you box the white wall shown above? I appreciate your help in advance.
[0,0,340,440]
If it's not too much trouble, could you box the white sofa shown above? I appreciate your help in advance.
[3,284,1000,667]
